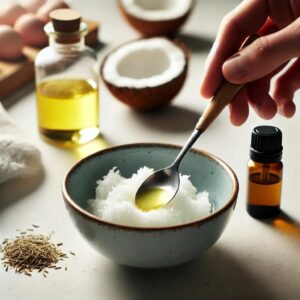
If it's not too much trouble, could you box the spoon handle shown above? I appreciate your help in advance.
[195,81,242,131]
[196,34,259,132]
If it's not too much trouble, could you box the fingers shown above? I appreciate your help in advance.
[229,58,297,125]
[273,58,300,117]
[200,0,269,99]
[247,76,277,119]
[229,88,249,126]
[223,18,300,84]
[229,72,278,126]
[228,75,278,126]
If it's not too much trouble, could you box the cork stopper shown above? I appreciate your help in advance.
[50,9,81,33]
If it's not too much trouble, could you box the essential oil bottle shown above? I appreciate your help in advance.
[247,126,283,218]
[35,9,99,145]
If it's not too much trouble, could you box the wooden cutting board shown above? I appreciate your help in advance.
[0,19,99,100]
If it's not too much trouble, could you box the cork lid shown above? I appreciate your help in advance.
[50,9,81,33]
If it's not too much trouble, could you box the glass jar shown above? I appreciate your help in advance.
[35,9,99,145]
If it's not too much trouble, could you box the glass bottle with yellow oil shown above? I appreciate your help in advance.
[35,9,99,145]
[247,126,283,218]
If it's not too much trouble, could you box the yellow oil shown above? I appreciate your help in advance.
[36,79,99,144]
[136,187,170,212]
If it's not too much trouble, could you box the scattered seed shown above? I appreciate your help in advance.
[65,267,67,271]
[0,229,70,277]
[69,252,75,256]
[32,225,39,228]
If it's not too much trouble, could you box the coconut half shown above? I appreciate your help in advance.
[101,37,188,111]
[119,0,194,37]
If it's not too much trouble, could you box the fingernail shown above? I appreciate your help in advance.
[223,53,249,82]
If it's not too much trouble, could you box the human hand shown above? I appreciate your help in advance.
[200,0,300,125]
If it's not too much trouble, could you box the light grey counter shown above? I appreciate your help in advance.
[1,1,299,299]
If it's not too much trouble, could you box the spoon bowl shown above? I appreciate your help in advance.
[135,165,179,211]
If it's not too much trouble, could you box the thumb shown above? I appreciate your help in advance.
[222,19,300,84]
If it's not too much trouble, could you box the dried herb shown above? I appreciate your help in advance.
[0,228,73,277]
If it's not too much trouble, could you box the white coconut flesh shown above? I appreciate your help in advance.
[121,0,193,21]
[102,38,186,89]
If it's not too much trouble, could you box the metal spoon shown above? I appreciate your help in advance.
[135,81,242,211]
[135,35,258,212]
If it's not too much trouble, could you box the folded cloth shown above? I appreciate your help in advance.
[0,103,42,184]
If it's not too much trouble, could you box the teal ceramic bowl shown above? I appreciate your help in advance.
[63,143,238,268]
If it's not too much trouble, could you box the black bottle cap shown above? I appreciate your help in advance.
[250,126,283,162]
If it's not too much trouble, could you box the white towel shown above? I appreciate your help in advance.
[0,103,42,184]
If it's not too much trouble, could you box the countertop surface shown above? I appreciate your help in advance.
[1,1,300,299]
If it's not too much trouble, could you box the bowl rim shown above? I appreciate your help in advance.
[62,143,239,232]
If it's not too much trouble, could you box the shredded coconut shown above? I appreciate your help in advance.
[87,166,212,227]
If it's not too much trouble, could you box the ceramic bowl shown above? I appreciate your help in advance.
[63,143,238,268]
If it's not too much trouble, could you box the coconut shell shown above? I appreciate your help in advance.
[118,0,194,37]
[100,38,189,111]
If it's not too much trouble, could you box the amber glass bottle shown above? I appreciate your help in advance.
[247,126,283,218]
